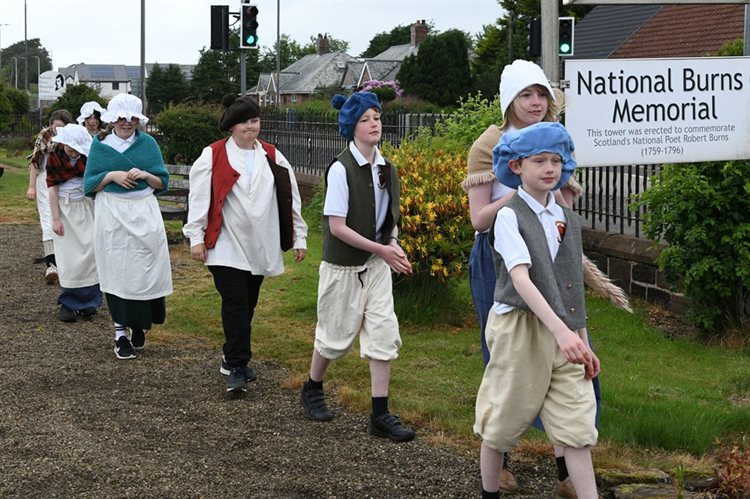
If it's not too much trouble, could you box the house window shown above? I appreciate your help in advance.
[112,82,120,90]
[291,95,297,103]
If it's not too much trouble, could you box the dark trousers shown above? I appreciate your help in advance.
[209,265,264,368]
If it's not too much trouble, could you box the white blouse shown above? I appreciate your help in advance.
[183,137,308,276]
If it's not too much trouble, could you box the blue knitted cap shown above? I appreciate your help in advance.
[492,122,576,190]
[331,92,382,140]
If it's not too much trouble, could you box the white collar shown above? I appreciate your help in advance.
[517,187,559,215]
[349,141,385,167]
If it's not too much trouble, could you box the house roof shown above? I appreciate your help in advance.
[58,63,195,82]
[258,50,354,95]
[611,4,744,58]
[373,43,419,61]
[570,5,663,59]
[361,60,402,84]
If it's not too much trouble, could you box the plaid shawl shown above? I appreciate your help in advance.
[83,130,169,197]
[27,126,56,170]
[45,145,87,188]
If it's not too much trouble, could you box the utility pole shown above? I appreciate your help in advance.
[276,0,280,107]
[541,0,560,85]
[140,0,146,105]
[0,23,9,80]
[24,0,28,90]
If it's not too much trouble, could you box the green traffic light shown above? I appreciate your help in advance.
[246,35,257,45]
[560,43,571,54]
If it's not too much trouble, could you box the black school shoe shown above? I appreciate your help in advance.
[77,307,97,319]
[300,382,334,421]
[226,367,247,393]
[114,336,137,360]
[58,305,78,322]
[219,356,257,382]
[131,328,146,350]
[370,412,415,442]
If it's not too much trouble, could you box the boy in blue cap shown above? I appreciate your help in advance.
[300,91,415,442]
[474,122,599,498]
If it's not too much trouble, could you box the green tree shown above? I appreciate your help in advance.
[156,102,224,164]
[257,34,307,75]
[472,23,504,99]
[5,84,29,115]
[0,84,14,132]
[146,63,190,115]
[302,35,350,55]
[0,38,53,88]
[361,24,412,58]
[46,84,106,122]
[398,30,473,107]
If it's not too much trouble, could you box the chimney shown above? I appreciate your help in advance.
[316,33,331,55]
[410,19,428,46]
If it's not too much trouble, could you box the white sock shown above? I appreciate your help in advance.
[114,323,127,341]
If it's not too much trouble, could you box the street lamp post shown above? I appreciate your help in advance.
[0,23,9,81]
[31,55,40,117]
[11,56,18,88]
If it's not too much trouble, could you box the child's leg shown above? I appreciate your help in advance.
[480,442,504,494]
[309,348,331,382]
[563,446,597,499]
[369,358,390,397]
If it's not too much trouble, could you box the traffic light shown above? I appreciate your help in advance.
[559,17,574,56]
[210,5,229,51]
[240,3,259,49]
[529,17,541,58]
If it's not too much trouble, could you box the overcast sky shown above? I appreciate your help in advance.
[2,0,504,69]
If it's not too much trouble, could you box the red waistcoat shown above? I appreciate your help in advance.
[204,138,294,251]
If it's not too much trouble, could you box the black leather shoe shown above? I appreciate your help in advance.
[300,383,334,421]
[227,367,247,393]
[370,412,415,442]
[59,305,77,323]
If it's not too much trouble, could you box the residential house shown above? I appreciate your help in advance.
[570,4,744,61]
[341,19,428,90]
[251,34,354,106]
[57,63,195,100]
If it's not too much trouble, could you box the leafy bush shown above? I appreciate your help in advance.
[47,84,107,122]
[361,80,403,103]
[716,446,750,497]
[382,95,442,114]
[635,161,750,333]
[156,102,224,164]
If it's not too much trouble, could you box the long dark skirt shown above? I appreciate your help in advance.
[105,293,166,330]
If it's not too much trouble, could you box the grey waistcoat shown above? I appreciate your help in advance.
[491,194,586,330]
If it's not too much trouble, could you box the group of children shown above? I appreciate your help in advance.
[28,94,173,360]
[28,59,600,496]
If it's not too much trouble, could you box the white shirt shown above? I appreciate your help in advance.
[492,187,567,314]
[323,142,389,240]
[183,137,308,276]
[57,156,85,200]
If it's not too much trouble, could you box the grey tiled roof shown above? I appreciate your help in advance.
[362,60,401,83]
[258,50,354,94]
[373,43,419,61]
[570,5,663,60]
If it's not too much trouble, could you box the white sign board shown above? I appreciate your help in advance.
[39,70,66,100]
[564,57,750,167]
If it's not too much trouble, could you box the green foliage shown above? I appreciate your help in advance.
[360,24,415,58]
[0,84,13,132]
[156,102,224,164]
[472,23,504,99]
[301,35,349,54]
[382,95,441,114]
[190,48,240,103]
[5,84,29,115]
[431,93,503,152]
[146,63,190,115]
[47,84,106,122]
[258,34,308,74]
[635,161,750,333]
[398,30,473,107]
[0,38,53,87]
[717,36,744,56]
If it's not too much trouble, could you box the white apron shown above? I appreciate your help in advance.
[35,169,54,242]
[93,191,173,300]
[53,195,99,288]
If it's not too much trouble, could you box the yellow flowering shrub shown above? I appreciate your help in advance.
[383,142,472,280]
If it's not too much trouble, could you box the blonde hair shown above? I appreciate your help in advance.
[500,85,564,131]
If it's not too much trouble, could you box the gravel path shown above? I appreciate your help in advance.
[0,223,559,498]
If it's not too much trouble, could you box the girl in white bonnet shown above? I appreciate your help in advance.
[47,124,102,322]
[77,101,107,136]
[84,94,172,361]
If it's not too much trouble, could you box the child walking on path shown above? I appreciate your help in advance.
[475,122,599,499]
[300,92,415,442]
[183,94,308,394]
[27,109,75,285]
[84,94,173,360]
[47,124,102,322]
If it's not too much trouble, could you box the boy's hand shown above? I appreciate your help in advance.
[584,351,601,379]
[190,243,207,262]
[381,241,412,275]
[26,186,36,200]
[293,248,306,262]
[554,328,592,366]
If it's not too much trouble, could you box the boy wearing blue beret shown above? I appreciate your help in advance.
[300,92,415,442]
[475,122,599,498]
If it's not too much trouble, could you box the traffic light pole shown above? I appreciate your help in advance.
[541,0,560,85]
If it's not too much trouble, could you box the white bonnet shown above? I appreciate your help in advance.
[76,101,107,125]
[101,93,149,125]
[499,59,555,116]
[51,124,94,157]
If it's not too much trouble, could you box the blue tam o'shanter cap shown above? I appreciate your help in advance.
[492,122,576,190]
[331,91,382,140]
